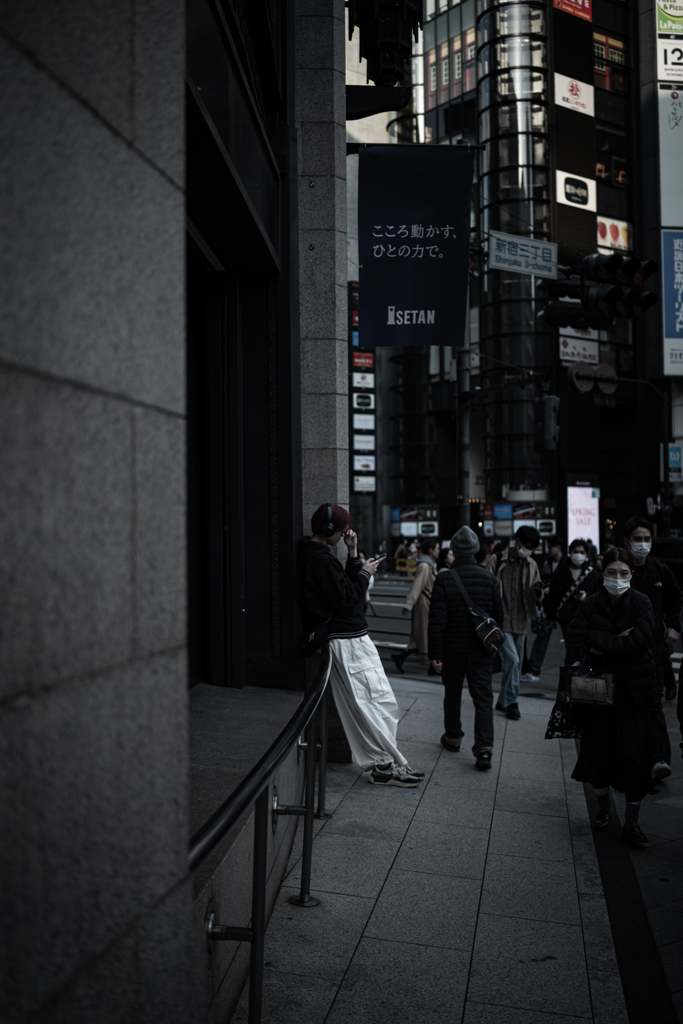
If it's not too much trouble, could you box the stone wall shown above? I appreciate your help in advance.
[0,4,201,1020]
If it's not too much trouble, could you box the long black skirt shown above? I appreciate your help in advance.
[571,688,658,801]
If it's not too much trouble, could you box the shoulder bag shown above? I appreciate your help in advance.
[558,667,615,706]
[450,569,506,654]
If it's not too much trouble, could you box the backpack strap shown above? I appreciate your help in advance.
[450,568,473,611]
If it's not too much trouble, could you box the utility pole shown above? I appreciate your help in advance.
[456,305,470,528]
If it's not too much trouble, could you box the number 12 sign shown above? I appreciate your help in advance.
[658,36,683,81]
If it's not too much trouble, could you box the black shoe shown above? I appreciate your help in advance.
[622,821,649,846]
[440,733,461,752]
[391,652,407,675]
[474,749,493,770]
[665,682,677,701]
[592,811,611,831]
[506,703,521,720]
[495,700,504,712]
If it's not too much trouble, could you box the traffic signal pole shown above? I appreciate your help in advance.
[456,306,471,529]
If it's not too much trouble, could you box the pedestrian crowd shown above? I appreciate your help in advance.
[299,504,683,846]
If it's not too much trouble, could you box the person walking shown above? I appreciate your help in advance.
[299,503,423,787]
[546,538,602,649]
[622,516,682,781]
[428,526,504,769]
[392,538,440,676]
[488,525,543,720]
[437,546,455,573]
[564,548,659,846]
[522,534,565,683]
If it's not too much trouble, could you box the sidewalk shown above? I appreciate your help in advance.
[232,674,631,1024]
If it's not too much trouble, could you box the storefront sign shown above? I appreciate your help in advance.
[358,145,474,347]
[554,0,592,23]
[353,475,376,493]
[353,413,375,430]
[658,87,683,227]
[554,73,594,116]
[353,434,375,450]
[352,352,374,368]
[656,0,683,39]
[597,216,632,252]
[354,455,376,472]
[559,335,600,364]
[556,170,596,212]
[352,392,375,410]
[488,230,558,280]
[567,486,600,547]
[662,229,683,376]
[669,444,683,482]
[352,371,374,388]
[493,503,513,520]
[658,37,683,79]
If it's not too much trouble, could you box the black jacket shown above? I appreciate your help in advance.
[428,555,505,661]
[629,557,683,664]
[297,540,370,640]
[546,558,601,627]
[565,588,659,708]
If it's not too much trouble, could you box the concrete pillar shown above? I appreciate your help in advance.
[296,0,349,532]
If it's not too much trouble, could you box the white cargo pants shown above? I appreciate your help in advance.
[328,634,407,771]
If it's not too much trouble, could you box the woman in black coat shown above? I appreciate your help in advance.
[565,548,659,846]
[546,537,602,641]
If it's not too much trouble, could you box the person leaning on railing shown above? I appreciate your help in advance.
[298,504,424,788]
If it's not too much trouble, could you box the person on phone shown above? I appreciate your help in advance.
[565,548,659,846]
[299,504,423,787]
[392,538,440,676]
[521,535,565,683]
[546,538,602,649]
[622,516,682,780]
[488,525,544,720]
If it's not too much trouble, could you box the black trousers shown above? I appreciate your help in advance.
[442,652,494,752]
[652,662,672,765]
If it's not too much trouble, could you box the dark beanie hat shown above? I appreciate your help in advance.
[450,525,480,556]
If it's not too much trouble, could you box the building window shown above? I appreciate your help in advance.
[454,50,462,80]
[594,33,628,92]
[442,57,450,87]
[430,62,437,93]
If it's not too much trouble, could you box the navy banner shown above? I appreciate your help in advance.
[358,145,474,348]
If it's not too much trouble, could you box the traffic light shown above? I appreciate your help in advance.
[538,253,659,327]
[534,395,560,452]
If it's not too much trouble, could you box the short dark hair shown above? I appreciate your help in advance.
[310,503,353,535]
[569,537,589,552]
[516,525,541,548]
[622,516,652,541]
[547,534,563,549]
[421,537,439,554]
[476,545,490,564]
[603,547,633,571]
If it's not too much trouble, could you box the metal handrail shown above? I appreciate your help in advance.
[189,645,332,1024]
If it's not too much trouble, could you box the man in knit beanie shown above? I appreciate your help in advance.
[427,526,504,769]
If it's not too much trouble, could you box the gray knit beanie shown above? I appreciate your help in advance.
[450,525,480,556]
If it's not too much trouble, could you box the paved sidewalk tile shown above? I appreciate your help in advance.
[393,818,489,880]
[231,969,338,1024]
[480,853,581,925]
[488,808,573,862]
[463,1002,590,1023]
[494,777,568,818]
[499,748,566,784]
[286,833,400,898]
[588,969,629,1024]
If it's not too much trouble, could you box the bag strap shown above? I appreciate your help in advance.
[450,568,474,611]
[556,565,592,615]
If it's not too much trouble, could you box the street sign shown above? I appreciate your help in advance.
[670,444,683,482]
[560,335,599,364]
[358,145,474,347]
[488,231,558,280]
[662,229,683,375]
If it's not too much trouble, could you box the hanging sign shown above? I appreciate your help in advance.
[662,229,683,376]
[358,145,474,347]
[554,73,595,117]
[488,230,558,279]
[554,0,592,23]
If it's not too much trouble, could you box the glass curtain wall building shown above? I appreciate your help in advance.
[477,0,553,503]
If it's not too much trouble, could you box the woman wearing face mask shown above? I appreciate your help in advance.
[546,538,602,645]
[564,548,659,846]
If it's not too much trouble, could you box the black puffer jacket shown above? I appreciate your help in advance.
[297,539,370,640]
[630,556,683,664]
[546,558,601,628]
[565,587,659,708]
[428,555,505,661]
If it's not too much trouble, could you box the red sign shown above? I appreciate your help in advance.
[484,504,493,520]
[353,352,374,368]
[352,310,359,327]
[554,0,591,21]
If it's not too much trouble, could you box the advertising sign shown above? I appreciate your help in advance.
[488,231,558,280]
[353,475,376,493]
[597,216,632,252]
[669,444,683,483]
[554,0,592,22]
[554,73,595,116]
[559,335,600,364]
[658,37,683,79]
[656,0,683,38]
[358,145,474,347]
[352,352,374,368]
[353,434,375,450]
[658,86,683,227]
[556,170,597,212]
[493,503,513,520]
[353,413,375,430]
[352,371,374,388]
[354,454,376,472]
[352,392,375,410]
[567,486,600,547]
[662,229,683,375]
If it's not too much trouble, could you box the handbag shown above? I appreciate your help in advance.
[450,569,506,654]
[558,668,615,706]
[531,606,552,636]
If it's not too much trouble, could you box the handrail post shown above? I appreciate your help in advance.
[289,709,320,907]
[248,788,269,1024]
[315,684,331,819]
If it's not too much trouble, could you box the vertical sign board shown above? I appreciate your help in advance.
[662,230,683,374]
[358,146,474,347]
[658,86,683,228]
[567,487,600,547]
[656,0,683,80]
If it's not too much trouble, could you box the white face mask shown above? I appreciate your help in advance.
[518,546,532,558]
[570,552,587,566]
[630,542,651,559]
[603,577,631,596]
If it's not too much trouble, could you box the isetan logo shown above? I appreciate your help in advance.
[387,306,436,325]
[564,177,589,205]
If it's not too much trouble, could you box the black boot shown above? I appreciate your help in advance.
[391,650,409,674]
[592,792,611,831]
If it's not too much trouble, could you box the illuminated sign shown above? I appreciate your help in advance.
[567,486,600,547]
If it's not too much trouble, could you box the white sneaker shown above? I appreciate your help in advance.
[651,761,672,780]
[520,673,540,683]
